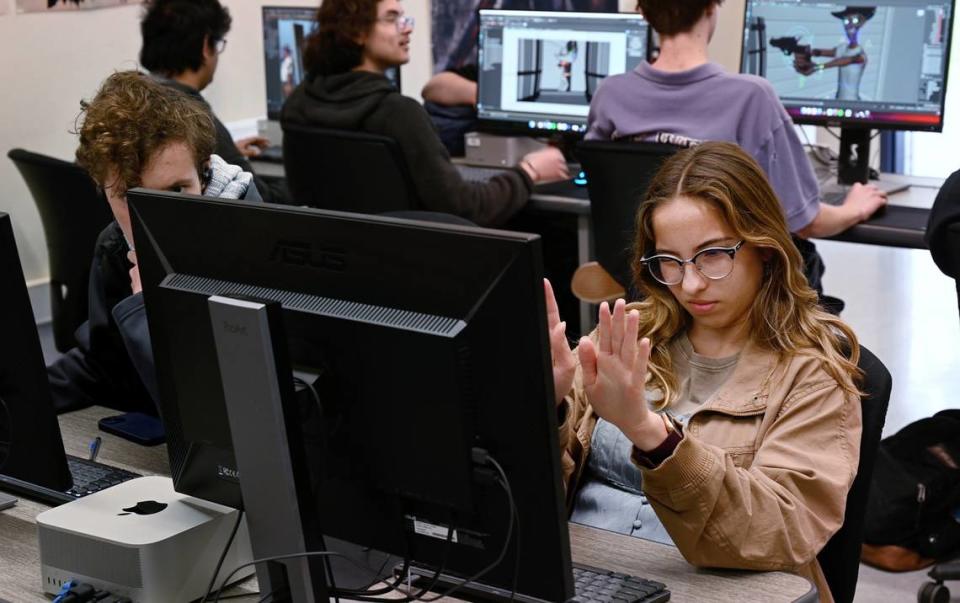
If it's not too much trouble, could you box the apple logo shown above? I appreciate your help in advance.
[118,500,168,516]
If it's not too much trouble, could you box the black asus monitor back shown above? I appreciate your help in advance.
[0,213,72,493]
[129,191,574,601]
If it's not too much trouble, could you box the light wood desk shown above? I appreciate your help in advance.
[0,407,815,602]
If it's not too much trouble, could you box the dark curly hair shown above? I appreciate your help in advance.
[636,0,722,36]
[303,0,380,75]
[75,71,216,195]
[140,0,232,75]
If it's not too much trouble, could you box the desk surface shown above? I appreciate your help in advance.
[0,407,814,602]
[252,157,940,250]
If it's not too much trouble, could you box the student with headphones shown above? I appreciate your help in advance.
[47,71,259,414]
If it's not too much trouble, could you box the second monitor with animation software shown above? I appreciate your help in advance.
[741,0,954,184]
[262,5,401,122]
[477,10,649,136]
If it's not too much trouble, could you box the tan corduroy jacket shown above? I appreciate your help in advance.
[557,336,862,603]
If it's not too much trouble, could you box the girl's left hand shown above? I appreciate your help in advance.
[577,299,656,443]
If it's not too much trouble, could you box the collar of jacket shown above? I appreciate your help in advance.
[683,338,780,420]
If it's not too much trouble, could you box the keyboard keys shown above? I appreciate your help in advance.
[65,456,139,499]
[571,563,668,603]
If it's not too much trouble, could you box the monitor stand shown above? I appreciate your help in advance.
[208,295,330,603]
[836,127,909,196]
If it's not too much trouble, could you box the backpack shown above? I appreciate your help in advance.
[861,409,960,571]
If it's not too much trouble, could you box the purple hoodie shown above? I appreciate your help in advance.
[586,62,820,232]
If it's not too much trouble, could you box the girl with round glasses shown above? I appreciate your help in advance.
[546,141,862,601]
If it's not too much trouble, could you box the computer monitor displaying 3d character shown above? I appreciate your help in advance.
[477,10,649,135]
[741,0,955,184]
[262,6,400,121]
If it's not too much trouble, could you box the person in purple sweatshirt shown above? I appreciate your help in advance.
[586,0,888,307]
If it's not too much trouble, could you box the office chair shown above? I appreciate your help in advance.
[572,140,679,302]
[7,149,113,353]
[815,345,891,603]
[281,123,420,213]
[917,170,960,603]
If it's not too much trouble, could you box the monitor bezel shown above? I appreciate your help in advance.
[739,0,956,133]
[475,8,651,138]
[261,5,402,122]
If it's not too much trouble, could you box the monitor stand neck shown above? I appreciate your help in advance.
[837,128,871,186]
[836,127,909,196]
[208,295,330,603]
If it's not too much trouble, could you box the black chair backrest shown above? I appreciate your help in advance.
[7,149,113,353]
[576,140,679,291]
[282,123,420,213]
[816,345,891,603]
[925,170,960,317]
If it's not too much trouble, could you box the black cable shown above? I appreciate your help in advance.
[335,557,410,598]
[486,456,521,603]
[213,550,421,603]
[349,553,396,594]
[406,523,456,600]
[201,508,246,602]
[216,468,516,603]
[415,454,517,603]
[213,551,343,603]
[318,535,340,603]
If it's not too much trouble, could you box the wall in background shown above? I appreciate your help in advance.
[0,0,742,287]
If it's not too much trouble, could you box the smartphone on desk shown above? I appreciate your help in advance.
[98,412,165,446]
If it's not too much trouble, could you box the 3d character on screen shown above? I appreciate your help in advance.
[556,41,578,92]
[790,6,876,100]
[280,46,295,98]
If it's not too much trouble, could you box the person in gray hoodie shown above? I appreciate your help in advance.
[281,0,570,227]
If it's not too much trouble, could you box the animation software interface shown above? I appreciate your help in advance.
[478,10,648,133]
[742,0,952,125]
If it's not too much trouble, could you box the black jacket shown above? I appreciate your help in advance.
[281,70,533,227]
[46,186,261,414]
[47,223,157,414]
[926,169,960,278]
[153,76,292,206]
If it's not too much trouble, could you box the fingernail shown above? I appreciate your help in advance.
[560,321,566,331]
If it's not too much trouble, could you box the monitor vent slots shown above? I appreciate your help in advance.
[164,273,465,336]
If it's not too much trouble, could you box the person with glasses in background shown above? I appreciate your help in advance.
[282,0,569,227]
[139,0,290,205]
[545,142,862,603]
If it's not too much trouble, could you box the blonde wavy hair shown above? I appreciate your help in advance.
[630,141,862,409]
[75,70,215,195]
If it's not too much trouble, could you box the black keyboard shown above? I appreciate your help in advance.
[456,164,510,183]
[822,190,847,206]
[64,455,139,499]
[256,145,285,163]
[571,562,669,603]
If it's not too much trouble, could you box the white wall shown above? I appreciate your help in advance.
[0,3,143,283]
[904,9,960,179]
[0,0,739,285]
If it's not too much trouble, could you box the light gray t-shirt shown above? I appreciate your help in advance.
[586,61,821,233]
[570,334,740,542]
[835,44,866,101]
